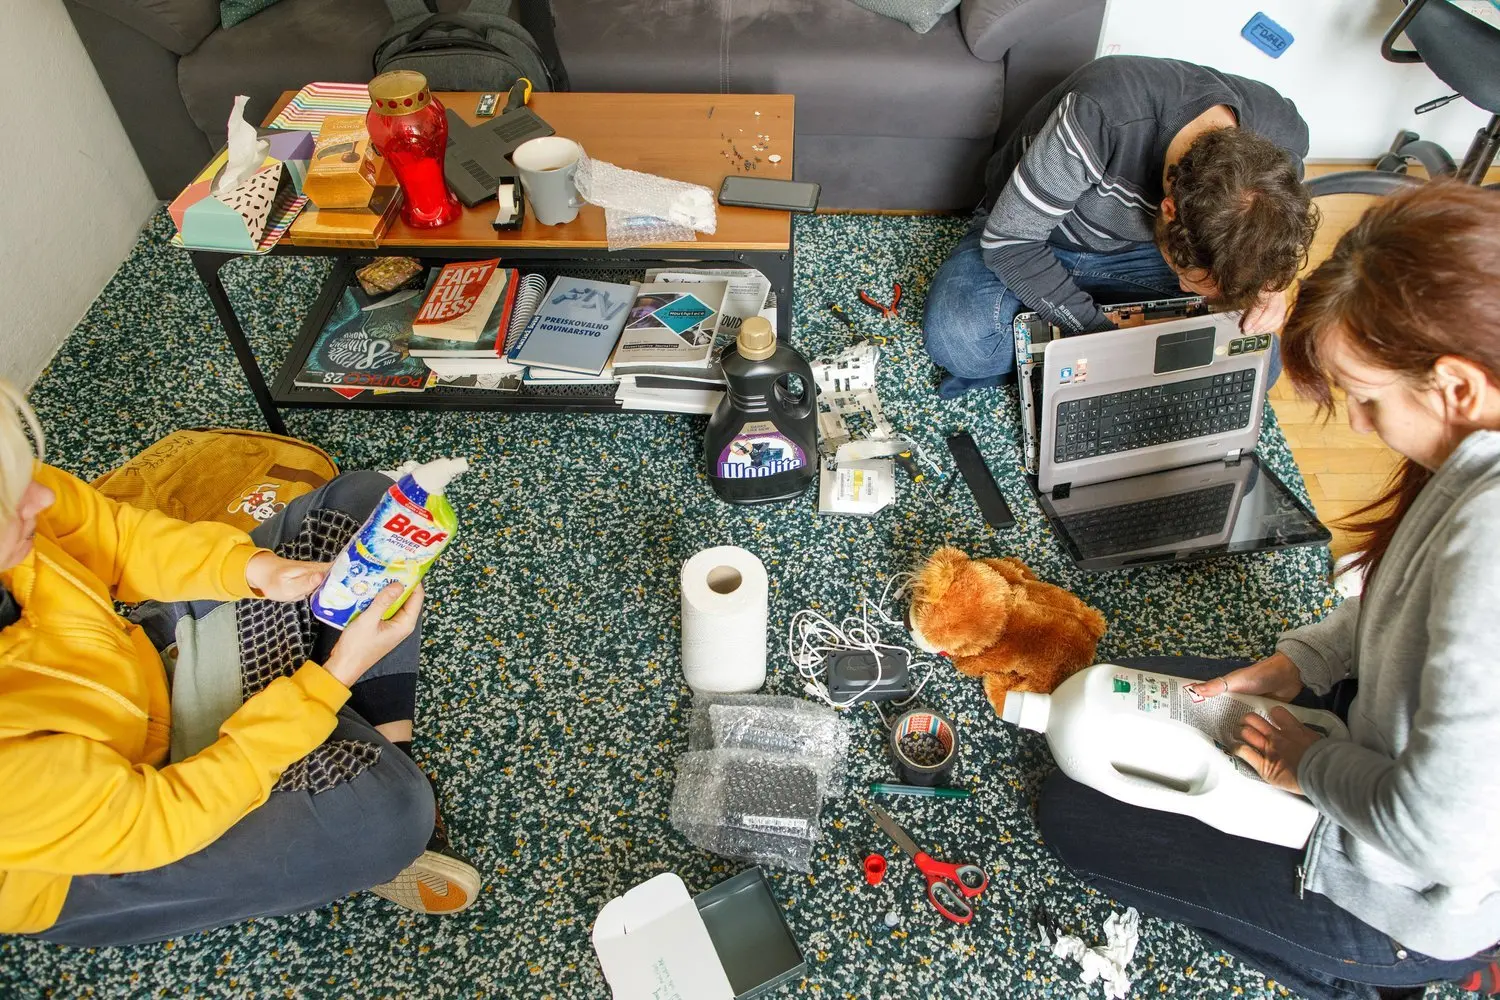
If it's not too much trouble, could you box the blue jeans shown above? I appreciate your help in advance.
[33,473,434,947]
[922,225,1283,393]
[1037,656,1492,1000]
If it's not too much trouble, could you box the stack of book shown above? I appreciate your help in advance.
[614,268,772,414]
[292,281,433,399]
[293,263,773,409]
[294,260,545,398]
[506,275,640,386]
[505,267,771,412]
[411,264,549,391]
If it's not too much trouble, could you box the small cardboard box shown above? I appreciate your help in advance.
[288,184,402,249]
[593,869,806,1000]
[168,129,314,253]
[304,114,387,209]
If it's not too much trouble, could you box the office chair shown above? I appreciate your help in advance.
[1308,0,1500,196]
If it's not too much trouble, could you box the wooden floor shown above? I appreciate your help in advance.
[1270,163,1499,558]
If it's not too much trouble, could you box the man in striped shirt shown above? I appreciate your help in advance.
[923,56,1316,398]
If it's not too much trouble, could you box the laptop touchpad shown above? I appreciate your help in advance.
[1153,326,1216,375]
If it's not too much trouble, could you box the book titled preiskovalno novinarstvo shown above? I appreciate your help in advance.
[506,275,638,376]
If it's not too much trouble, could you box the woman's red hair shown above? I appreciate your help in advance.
[1281,183,1500,583]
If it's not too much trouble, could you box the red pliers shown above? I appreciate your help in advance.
[858,281,903,319]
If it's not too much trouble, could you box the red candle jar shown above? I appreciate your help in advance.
[366,71,461,229]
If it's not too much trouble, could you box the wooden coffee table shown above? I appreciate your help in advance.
[188,92,795,434]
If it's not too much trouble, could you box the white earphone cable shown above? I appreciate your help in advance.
[787,573,936,719]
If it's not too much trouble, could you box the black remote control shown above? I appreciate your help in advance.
[946,431,1017,529]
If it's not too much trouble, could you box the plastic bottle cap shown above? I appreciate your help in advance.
[1000,690,1051,733]
[863,853,887,886]
[737,316,777,361]
[410,457,471,494]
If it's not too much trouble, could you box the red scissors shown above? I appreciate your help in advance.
[863,801,988,924]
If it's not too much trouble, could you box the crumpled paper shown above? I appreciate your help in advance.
[574,155,716,250]
[214,95,269,197]
[1038,907,1140,1000]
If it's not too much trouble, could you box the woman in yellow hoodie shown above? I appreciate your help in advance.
[0,382,477,946]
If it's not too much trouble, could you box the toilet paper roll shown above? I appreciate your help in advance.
[680,546,769,694]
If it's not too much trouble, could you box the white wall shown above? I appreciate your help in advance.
[0,0,156,388]
[1098,0,1496,161]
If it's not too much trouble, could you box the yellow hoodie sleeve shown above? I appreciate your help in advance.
[0,664,348,875]
[33,463,262,604]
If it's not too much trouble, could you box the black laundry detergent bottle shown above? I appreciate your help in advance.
[705,316,818,504]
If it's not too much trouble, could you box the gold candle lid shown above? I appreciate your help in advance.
[368,71,432,115]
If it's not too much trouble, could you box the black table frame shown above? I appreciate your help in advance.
[189,240,795,435]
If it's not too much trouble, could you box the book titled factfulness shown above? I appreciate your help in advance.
[412,259,508,342]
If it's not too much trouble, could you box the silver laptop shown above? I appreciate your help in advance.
[1037,312,1273,494]
[1013,299,1328,570]
[1035,453,1330,570]
[1016,296,1213,477]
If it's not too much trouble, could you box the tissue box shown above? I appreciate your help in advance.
[304,115,387,209]
[168,129,315,253]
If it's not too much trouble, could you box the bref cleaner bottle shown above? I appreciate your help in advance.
[311,457,468,629]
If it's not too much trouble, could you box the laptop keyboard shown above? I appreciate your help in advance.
[1053,369,1257,464]
[1059,483,1238,557]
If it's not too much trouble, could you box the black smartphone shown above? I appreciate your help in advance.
[718,176,821,213]
[946,431,1017,530]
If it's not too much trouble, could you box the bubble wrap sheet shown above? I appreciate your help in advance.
[574,155,717,250]
[670,748,827,872]
[687,693,850,794]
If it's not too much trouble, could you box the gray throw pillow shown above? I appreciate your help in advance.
[847,0,962,33]
[221,0,285,29]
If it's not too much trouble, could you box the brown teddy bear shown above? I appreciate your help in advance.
[907,547,1107,715]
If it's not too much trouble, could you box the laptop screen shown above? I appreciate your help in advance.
[1037,454,1329,571]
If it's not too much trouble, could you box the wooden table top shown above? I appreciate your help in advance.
[268,91,795,251]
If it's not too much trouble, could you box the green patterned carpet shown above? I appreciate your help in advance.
[0,211,1431,1000]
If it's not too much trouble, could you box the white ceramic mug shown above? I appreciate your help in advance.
[511,136,584,225]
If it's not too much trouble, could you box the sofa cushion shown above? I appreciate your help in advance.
[554,0,1003,142]
[847,0,961,34]
[220,0,288,30]
[69,0,221,57]
[960,0,1100,62]
[179,0,393,142]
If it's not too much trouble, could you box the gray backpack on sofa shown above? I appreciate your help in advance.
[374,0,568,93]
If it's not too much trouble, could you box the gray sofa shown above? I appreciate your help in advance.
[63,0,1104,210]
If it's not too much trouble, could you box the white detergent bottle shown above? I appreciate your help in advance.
[1003,663,1349,848]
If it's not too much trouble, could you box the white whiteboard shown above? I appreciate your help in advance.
[1097,0,1495,161]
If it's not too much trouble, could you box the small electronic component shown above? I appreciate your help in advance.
[825,648,913,703]
[476,92,499,117]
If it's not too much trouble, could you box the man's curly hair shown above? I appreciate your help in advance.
[1157,128,1319,312]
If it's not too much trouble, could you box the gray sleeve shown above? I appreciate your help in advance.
[1299,501,1500,884]
[980,92,1111,334]
[1276,595,1360,695]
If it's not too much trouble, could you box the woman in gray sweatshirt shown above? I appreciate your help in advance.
[1037,183,1500,1000]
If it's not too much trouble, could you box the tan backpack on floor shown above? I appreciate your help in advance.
[92,429,338,533]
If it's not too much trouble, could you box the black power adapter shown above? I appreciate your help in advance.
[825,648,913,704]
